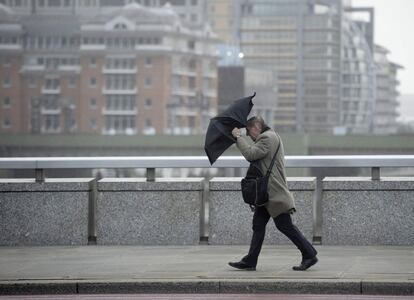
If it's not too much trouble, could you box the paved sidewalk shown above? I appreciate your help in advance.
[0,245,413,295]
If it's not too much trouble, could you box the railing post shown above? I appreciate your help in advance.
[313,174,323,245]
[35,168,45,183]
[146,168,155,182]
[371,167,380,180]
[88,178,97,245]
[199,179,209,245]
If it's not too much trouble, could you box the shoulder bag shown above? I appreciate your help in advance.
[241,138,281,210]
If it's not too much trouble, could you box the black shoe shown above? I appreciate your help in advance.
[228,261,256,271]
[292,256,318,271]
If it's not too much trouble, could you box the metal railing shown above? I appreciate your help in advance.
[1,155,414,182]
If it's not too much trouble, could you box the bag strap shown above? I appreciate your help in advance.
[265,133,281,177]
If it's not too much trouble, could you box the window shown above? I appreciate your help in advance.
[3,76,11,87]
[90,77,97,87]
[145,119,152,127]
[3,57,11,67]
[90,119,97,129]
[68,77,76,88]
[189,116,195,128]
[191,0,197,5]
[90,57,96,67]
[144,77,152,88]
[145,98,152,108]
[114,23,127,30]
[189,59,196,70]
[3,97,11,108]
[170,0,185,5]
[28,77,36,88]
[48,0,61,7]
[44,115,60,131]
[145,57,152,67]
[2,117,10,128]
[90,98,97,108]
[105,75,134,90]
[188,40,195,50]
[189,77,196,89]
[45,78,59,89]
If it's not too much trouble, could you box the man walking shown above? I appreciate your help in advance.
[229,116,318,271]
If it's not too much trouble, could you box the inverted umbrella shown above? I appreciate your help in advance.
[204,92,255,165]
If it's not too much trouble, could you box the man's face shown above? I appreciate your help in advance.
[246,123,261,141]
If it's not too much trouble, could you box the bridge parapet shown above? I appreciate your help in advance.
[0,156,413,246]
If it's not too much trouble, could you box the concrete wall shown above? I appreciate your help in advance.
[1,176,413,246]
[322,177,414,245]
[97,178,204,245]
[0,178,92,246]
[209,177,315,245]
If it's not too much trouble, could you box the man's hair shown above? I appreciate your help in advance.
[246,116,266,129]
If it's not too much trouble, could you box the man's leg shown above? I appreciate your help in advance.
[273,213,317,260]
[241,206,271,267]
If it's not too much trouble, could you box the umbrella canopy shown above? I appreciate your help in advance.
[204,92,255,165]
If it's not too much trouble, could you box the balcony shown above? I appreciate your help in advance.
[203,89,217,98]
[57,65,81,73]
[21,65,46,72]
[102,87,137,95]
[172,67,197,77]
[102,108,137,115]
[172,88,196,97]
[102,128,137,135]
[135,45,173,52]
[203,70,217,78]
[102,67,137,74]
[0,44,22,51]
[40,108,61,114]
[41,86,61,94]
[80,44,106,51]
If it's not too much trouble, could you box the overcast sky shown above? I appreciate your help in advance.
[353,0,414,95]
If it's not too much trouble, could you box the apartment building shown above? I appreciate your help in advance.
[0,3,219,135]
[0,0,208,25]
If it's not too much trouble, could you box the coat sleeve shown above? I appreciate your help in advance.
[236,134,271,162]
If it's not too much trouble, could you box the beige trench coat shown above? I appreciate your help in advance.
[236,129,296,218]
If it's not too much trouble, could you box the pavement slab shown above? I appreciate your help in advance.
[0,245,413,295]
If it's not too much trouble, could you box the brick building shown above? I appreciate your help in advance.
[0,3,219,135]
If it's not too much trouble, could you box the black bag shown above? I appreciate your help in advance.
[241,140,281,209]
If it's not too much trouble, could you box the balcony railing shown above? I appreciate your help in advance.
[102,67,137,74]
[102,87,137,95]
[41,86,61,94]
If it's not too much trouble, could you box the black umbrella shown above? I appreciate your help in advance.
[204,92,256,165]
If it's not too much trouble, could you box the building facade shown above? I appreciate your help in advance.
[0,3,218,135]
[206,0,239,45]
[0,0,208,25]
[373,45,402,135]
[237,0,401,134]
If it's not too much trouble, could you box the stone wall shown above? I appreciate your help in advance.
[209,177,315,245]
[322,177,414,245]
[97,178,204,245]
[1,176,413,246]
[0,178,92,246]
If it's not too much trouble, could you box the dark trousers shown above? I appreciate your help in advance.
[242,206,317,267]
